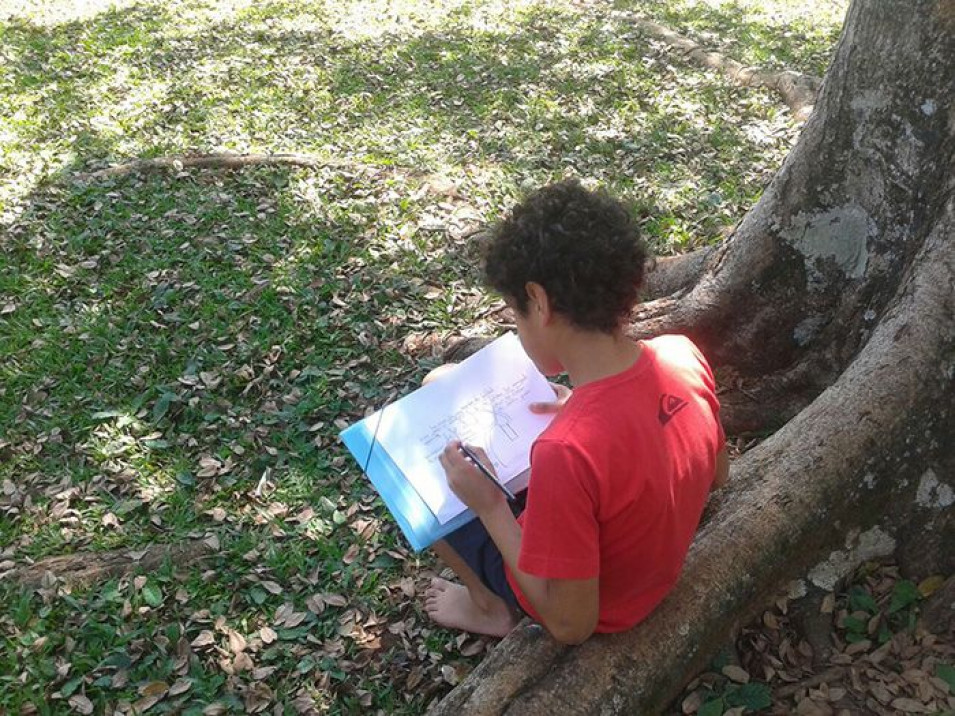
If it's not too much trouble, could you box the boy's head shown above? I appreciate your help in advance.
[483,179,649,333]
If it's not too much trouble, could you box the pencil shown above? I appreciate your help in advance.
[458,444,516,502]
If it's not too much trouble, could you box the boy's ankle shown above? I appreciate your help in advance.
[468,588,499,615]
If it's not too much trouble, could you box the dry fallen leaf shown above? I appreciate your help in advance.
[795,696,829,715]
[820,593,836,614]
[722,664,751,684]
[890,697,930,713]
[917,575,945,597]
[342,543,360,564]
[284,611,307,628]
[132,695,162,713]
[324,593,347,607]
[253,665,278,680]
[227,628,247,654]
[681,689,703,714]
[191,630,215,648]
[260,626,277,644]
[169,679,192,696]
[233,652,254,673]
[260,580,282,594]
[440,664,459,685]
[244,682,274,713]
[138,681,169,698]
[827,686,846,701]
[273,603,293,625]
[306,594,325,614]
[460,640,485,657]
[68,694,93,715]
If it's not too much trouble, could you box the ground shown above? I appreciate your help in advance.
[669,562,955,715]
[6,1,946,715]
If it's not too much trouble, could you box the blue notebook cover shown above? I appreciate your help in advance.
[339,418,479,551]
[338,332,549,552]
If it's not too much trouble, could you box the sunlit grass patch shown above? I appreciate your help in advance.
[629,0,848,76]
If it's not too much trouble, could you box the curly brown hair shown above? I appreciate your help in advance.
[483,179,650,333]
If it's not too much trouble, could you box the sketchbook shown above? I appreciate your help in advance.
[339,333,556,551]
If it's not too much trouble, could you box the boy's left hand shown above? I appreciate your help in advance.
[439,441,506,516]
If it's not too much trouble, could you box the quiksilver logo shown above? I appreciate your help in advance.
[658,394,688,425]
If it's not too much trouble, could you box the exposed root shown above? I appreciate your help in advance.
[11,540,215,588]
[644,246,717,300]
[71,152,366,182]
[617,12,821,121]
[714,360,824,435]
[626,288,835,435]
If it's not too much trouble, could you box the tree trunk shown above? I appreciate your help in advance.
[429,1,955,713]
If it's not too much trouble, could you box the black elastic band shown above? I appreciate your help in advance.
[362,403,386,475]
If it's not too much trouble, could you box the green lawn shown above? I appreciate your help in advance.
[0,0,846,713]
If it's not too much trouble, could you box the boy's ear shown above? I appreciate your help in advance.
[524,282,553,323]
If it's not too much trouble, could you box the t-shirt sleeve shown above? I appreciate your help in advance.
[518,439,600,580]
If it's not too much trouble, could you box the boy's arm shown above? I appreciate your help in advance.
[480,501,599,645]
[440,442,599,645]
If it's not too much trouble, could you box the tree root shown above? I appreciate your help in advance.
[644,246,717,300]
[71,152,368,182]
[10,540,215,588]
[920,575,955,636]
[617,12,821,121]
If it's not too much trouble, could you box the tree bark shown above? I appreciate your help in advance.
[643,247,716,300]
[429,1,955,713]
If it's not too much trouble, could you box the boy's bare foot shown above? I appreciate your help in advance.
[424,578,519,637]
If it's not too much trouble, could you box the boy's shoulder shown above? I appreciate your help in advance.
[644,334,714,378]
[645,333,704,361]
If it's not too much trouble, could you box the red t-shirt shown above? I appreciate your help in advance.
[505,335,724,632]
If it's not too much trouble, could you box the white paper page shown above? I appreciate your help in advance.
[370,333,556,523]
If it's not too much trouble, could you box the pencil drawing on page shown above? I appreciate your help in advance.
[363,333,556,524]
[420,375,531,471]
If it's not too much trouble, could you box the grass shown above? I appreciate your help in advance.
[0,0,847,712]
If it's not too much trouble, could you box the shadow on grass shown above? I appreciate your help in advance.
[0,0,803,512]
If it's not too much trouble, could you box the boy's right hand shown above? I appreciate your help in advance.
[529,382,572,414]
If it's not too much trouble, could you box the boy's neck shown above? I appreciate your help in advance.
[552,324,642,387]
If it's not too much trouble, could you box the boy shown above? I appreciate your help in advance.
[424,179,728,644]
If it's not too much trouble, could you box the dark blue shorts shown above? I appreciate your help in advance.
[442,491,527,613]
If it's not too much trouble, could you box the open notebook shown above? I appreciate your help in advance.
[339,333,555,551]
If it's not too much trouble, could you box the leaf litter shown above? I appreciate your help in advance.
[671,561,954,716]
